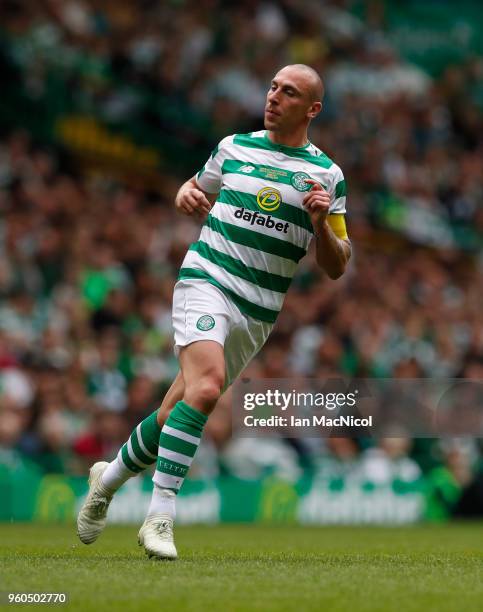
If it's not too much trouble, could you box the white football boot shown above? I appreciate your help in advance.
[138,515,178,560]
[77,461,114,544]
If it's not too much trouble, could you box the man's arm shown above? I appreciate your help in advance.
[314,222,351,279]
[178,136,228,218]
[175,176,217,219]
[303,180,351,279]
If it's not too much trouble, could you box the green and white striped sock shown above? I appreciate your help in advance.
[102,409,161,490]
[153,400,207,493]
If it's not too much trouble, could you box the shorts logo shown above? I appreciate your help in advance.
[196,315,215,331]
[257,187,282,212]
[291,172,312,192]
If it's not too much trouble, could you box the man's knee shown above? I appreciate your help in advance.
[184,371,224,409]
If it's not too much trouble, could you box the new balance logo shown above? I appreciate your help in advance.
[234,208,289,234]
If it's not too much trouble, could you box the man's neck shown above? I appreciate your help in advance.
[267,129,309,148]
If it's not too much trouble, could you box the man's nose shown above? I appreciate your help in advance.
[268,89,279,104]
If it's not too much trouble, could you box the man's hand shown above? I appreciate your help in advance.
[302,180,330,233]
[175,184,212,219]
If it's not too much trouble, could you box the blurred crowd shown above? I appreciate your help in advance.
[0,1,482,518]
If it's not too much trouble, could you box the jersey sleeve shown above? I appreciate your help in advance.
[329,164,347,214]
[195,136,230,194]
[327,165,348,239]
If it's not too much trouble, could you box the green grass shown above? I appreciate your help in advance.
[1,523,482,612]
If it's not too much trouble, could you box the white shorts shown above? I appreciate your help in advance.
[172,279,273,388]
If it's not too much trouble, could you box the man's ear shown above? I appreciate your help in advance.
[307,101,322,119]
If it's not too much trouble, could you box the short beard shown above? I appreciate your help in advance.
[264,119,281,131]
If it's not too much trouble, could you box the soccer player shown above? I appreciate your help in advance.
[77,64,351,559]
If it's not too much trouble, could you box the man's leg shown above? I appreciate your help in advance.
[102,372,185,489]
[138,340,225,559]
[77,372,185,545]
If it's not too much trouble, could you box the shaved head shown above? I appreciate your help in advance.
[264,64,324,144]
[278,64,324,102]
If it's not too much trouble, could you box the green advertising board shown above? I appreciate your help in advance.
[0,458,426,525]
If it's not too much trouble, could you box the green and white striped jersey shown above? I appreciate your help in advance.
[178,130,347,324]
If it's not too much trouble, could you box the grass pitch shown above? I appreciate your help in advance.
[1,523,482,612]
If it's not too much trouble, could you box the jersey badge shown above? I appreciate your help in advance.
[291,171,312,192]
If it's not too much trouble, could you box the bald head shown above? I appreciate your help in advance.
[265,64,324,138]
[277,64,324,103]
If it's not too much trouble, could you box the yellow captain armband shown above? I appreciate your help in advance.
[327,214,348,240]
